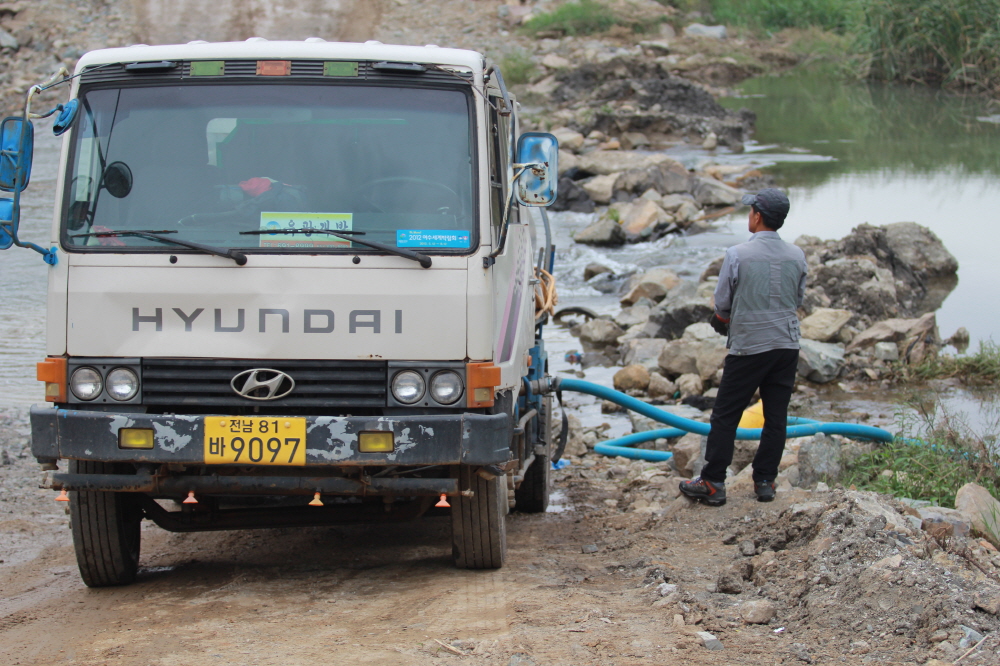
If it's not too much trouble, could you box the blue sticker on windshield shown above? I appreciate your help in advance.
[396,230,471,248]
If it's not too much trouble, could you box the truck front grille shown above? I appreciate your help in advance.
[141,359,387,408]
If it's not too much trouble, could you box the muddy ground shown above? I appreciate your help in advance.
[2,2,999,665]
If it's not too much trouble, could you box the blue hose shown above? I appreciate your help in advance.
[555,377,894,463]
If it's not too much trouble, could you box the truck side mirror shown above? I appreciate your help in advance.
[0,117,34,192]
[514,132,558,207]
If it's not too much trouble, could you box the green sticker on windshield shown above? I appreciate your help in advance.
[259,212,353,248]
[324,61,359,77]
[190,61,225,76]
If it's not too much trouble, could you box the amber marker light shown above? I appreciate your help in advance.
[36,357,67,402]
[359,431,394,453]
[119,428,154,450]
[466,362,500,408]
[257,60,291,76]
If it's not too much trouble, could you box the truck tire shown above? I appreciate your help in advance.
[69,460,142,587]
[515,395,552,513]
[451,465,507,569]
[514,452,550,513]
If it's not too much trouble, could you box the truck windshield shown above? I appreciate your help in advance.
[62,84,476,254]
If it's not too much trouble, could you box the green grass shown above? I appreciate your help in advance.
[901,341,1000,385]
[842,400,1000,508]
[522,0,662,36]
[499,51,539,86]
[711,0,857,33]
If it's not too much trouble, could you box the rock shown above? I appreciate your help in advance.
[958,625,984,650]
[620,338,668,371]
[797,434,841,487]
[551,176,595,213]
[812,257,900,322]
[620,199,669,241]
[657,323,727,381]
[647,372,676,399]
[573,218,625,246]
[621,131,650,149]
[882,221,958,278]
[740,600,776,624]
[696,631,724,650]
[557,149,579,175]
[551,127,585,151]
[639,40,671,55]
[955,483,1000,544]
[799,308,853,342]
[918,507,971,538]
[873,341,899,362]
[657,582,679,597]
[614,364,650,392]
[691,175,741,206]
[541,53,571,70]
[580,173,620,204]
[526,74,559,96]
[715,567,744,594]
[739,540,756,556]
[847,313,938,352]
[620,268,681,306]
[676,373,703,397]
[797,339,845,383]
[576,150,678,176]
[671,433,703,478]
[947,326,970,353]
[0,27,18,50]
[684,23,727,39]
[614,304,651,329]
[646,280,713,339]
[581,544,598,554]
[673,200,702,224]
[578,318,625,346]
[702,132,718,150]
[584,263,613,281]
[974,587,1000,615]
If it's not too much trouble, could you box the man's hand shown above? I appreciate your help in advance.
[709,313,729,336]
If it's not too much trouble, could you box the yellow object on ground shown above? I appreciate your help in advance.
[739,401,765,429]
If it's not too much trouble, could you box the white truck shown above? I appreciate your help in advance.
[1,39,560,586]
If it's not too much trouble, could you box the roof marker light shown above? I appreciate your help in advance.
[257,60,291,76]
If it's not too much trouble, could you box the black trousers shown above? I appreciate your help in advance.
[701,348,800,484]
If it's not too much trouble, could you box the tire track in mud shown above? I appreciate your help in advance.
[129,0,385,45]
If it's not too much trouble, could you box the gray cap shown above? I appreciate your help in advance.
[742,188,790,222]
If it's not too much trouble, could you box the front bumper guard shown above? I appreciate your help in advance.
[31,406,512,467]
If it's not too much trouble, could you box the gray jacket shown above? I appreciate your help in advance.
[714,231,808,356]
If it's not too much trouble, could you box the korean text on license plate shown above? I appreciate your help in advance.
[204,417,307,465]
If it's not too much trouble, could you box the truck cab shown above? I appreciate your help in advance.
[4,39,559,586]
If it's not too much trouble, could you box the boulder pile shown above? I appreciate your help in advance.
[569,222,960,409]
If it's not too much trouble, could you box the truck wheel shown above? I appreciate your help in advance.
[451,466,507,569]
[69,460,142,587]
[514,452,550,513]
[515,395,552,513]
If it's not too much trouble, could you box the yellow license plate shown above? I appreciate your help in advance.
[204,417,307,465]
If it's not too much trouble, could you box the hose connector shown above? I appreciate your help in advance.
[529,377,558,395]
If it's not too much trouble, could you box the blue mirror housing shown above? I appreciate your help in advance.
[0,198,13,250]
[0,117,34,192]
[514,132,559,207]
[52,99,80,136]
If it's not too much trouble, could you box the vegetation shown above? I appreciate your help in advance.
[900,341,1000,385]
[522,0,662,36]
[842,400,1000,508]
[674,0,1000,92]
[499,51,539,86]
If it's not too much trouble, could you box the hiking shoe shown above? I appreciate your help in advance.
[755,480,776,502]
[679,477,726,506]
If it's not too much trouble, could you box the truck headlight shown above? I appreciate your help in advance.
[429,371,463,405]
[70,367,103,401]
[391,370,425,404]
[107,367,139,401]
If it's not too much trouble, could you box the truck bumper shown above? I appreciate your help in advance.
[30,406,512,467]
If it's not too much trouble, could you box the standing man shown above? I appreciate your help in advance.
[680,188,807,506]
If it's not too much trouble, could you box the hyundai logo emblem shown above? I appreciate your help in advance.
[231,369,295,401]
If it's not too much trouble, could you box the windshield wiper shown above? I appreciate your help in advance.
[240,229,432,268]
[71,229,248,266]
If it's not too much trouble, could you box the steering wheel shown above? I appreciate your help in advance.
[359,177,462,215]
